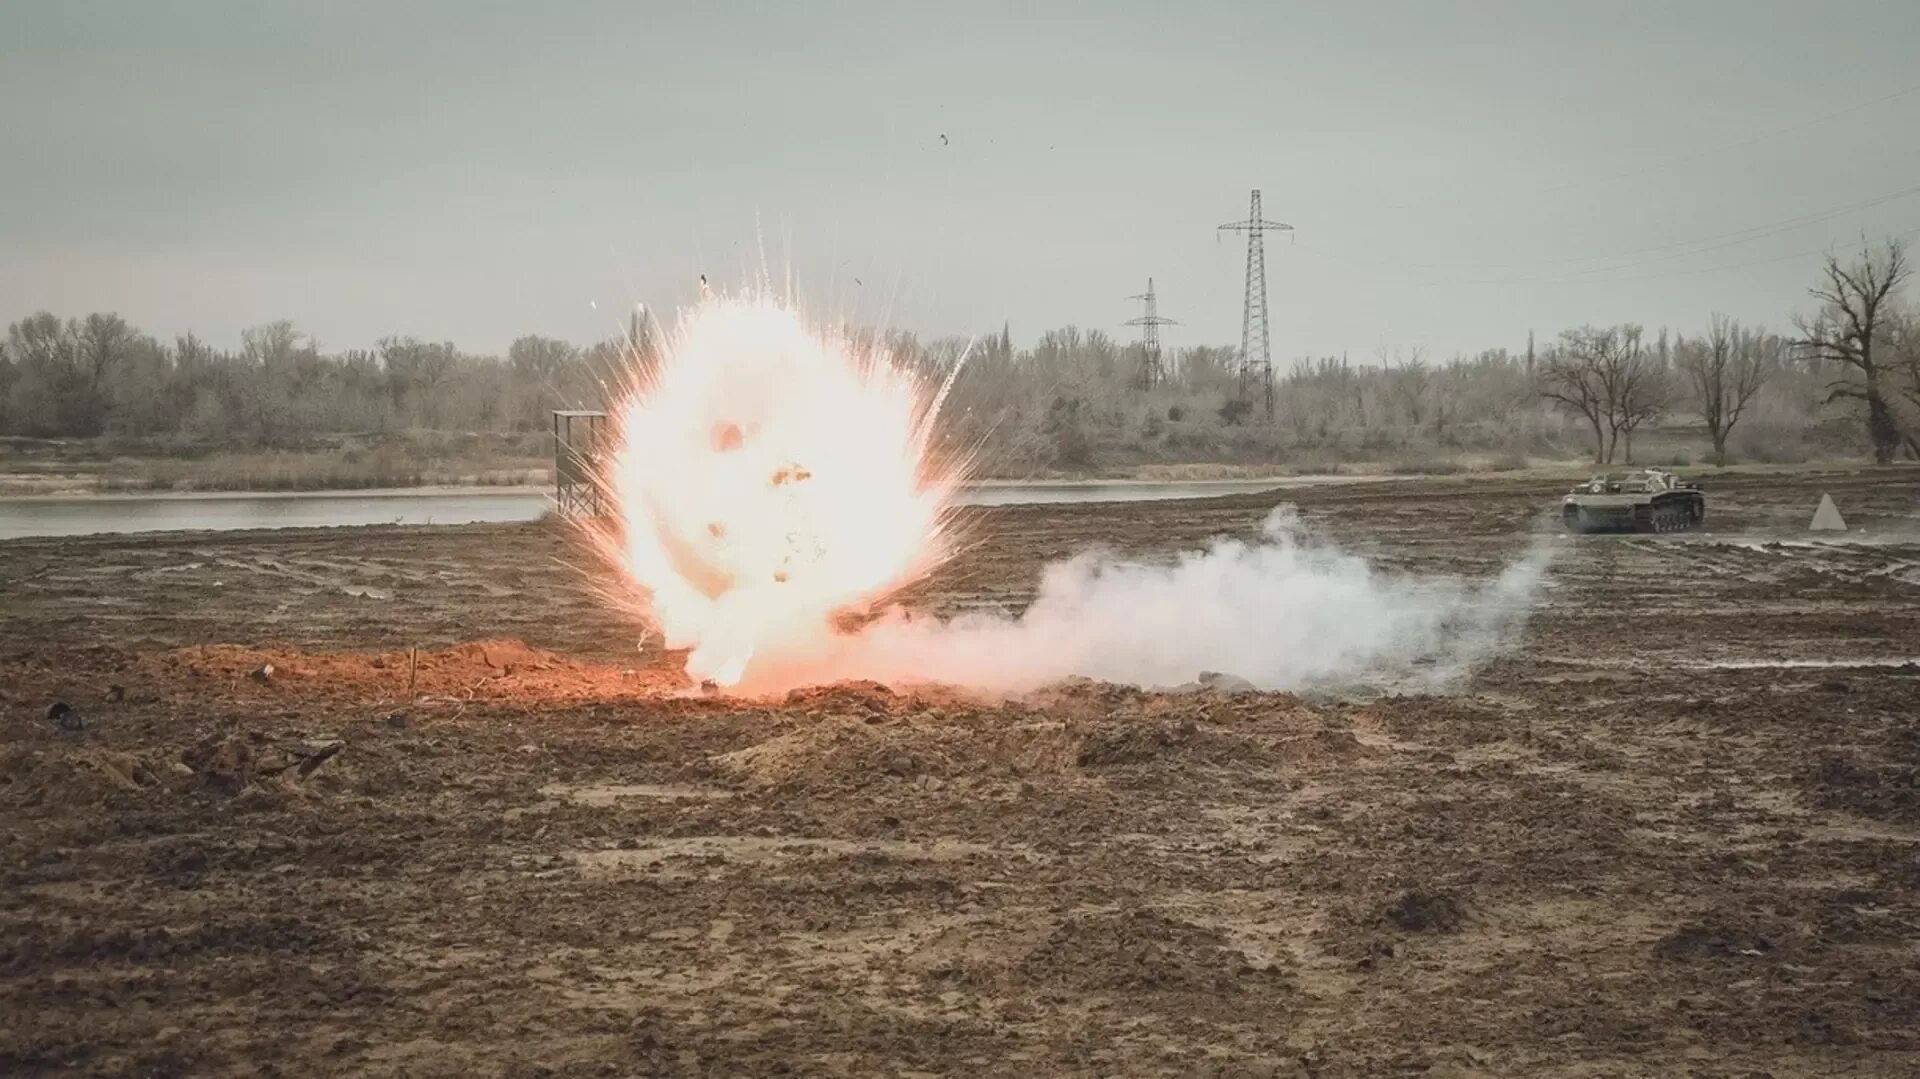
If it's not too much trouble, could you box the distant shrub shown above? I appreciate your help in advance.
[1044,396,1092,468]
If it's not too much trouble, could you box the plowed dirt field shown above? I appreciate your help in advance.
[4,468,1918,1076]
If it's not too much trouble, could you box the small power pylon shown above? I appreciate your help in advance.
[1125,277,1178,390]
[1218,189,1293,421]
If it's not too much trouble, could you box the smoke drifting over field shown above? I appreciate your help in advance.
[594,295,1549,696]
[765,507,1552,695]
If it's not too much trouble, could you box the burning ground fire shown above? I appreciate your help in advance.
[586,292,1549,695]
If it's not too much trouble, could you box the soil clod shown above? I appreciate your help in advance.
[1385,888,1469,934]
[44,701,81,731]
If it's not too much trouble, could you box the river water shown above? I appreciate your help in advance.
[0,479,1313,540]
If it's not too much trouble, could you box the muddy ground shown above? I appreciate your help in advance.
[3,467,1918,1077]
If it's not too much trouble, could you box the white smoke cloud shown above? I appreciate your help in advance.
[771,506,1551,695]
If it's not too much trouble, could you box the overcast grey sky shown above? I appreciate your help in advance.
[3,1,1918,361]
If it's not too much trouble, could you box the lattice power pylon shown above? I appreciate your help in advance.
[1217,189,1293,421]
[1125,277,1178,390]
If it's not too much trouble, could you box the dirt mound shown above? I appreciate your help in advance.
[365,638,565,680]
[179,729,347,798]
[1074,718,1275,769]
[710,707,1313,793]
[183,731,264,793]
[1384,888,1470,933]
[155,640,607,704]
[1024,677,1310,720]
[1014,908,1287,995]
[782,680,899,714]
[1318,884,1475,963]
[1023,678,1155,717]
[709,714,1083,791]
[0,747,181,807]
[711,715,923,789]
[2,730,350,809]
[446,639,558,673]
[1654,916,1781,962]
[168,644,311,681]
[1806,755,1920,824]
[1,913,339,976]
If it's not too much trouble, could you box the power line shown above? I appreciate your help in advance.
[1291,180,1920,288]
[1124,277,1177,390]
[1483,186,1920,285]
[1527,223,1920,288]
[1218,189,1292,421]
[1416,172,1920,277]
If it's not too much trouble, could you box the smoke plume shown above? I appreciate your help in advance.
[766,506,1551,695]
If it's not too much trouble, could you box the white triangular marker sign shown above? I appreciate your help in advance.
[1810,493,1847,531]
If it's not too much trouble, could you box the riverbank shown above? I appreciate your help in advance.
[0,434,550,496]
[0,479,1344,540]
[3,434,1906,497]
[0,445,1458,496]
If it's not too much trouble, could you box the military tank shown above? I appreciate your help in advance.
[1561,468,1705,533]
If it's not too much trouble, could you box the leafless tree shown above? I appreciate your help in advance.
[1605,326,1669,464]
[1541,325,1666,463]
[241,320,303,368]
[507,335,578,383]
[75,313,137,420]
[1538,336,1608,463]
[1679,314,1772,467]
[1428,359,1462,439]
[1794,238,1911,464]
[1386,348,1429,427]
[1889,311,1920,459]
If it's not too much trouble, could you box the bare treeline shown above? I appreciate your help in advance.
[931,240,1919,471]
[1536,321,1784,468]
[0,317,611,445]
[2,240,1915,471]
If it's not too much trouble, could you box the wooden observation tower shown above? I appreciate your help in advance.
[551,410,610,518]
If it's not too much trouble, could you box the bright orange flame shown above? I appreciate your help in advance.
[588,293,965,689]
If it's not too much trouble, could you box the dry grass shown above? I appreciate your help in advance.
[0,434,551,495]
[93,451,549,493]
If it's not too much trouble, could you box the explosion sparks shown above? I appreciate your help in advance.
[588,290,1550,697]
[589,293,965,688]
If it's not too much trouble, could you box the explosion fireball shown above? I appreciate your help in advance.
[590,294,964,689]
[590,290,1550,697]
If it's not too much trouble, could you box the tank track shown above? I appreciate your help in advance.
[1640,499,1704,533]
[1562,495,1705,534]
